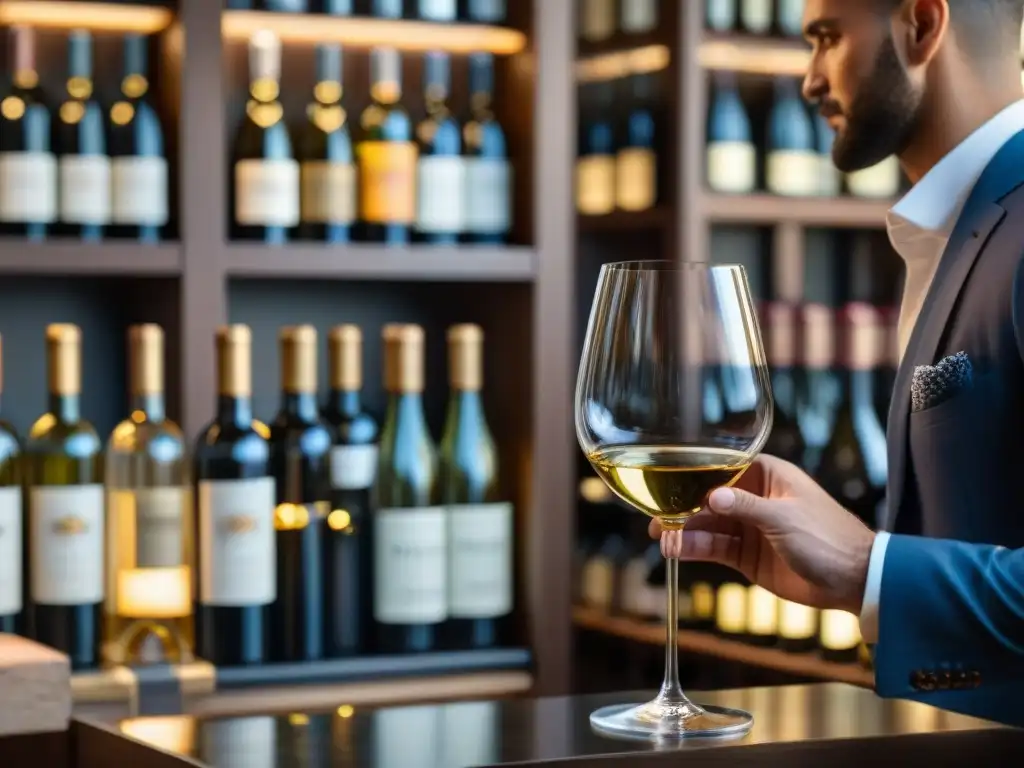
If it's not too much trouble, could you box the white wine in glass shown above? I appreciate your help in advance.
[576,261,773,740]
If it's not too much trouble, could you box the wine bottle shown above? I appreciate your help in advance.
[745,584,779,646]
[776,0,805,36]
[740,0,773,34]
[714,580,748,639]
[763,302,806,465]
[440,324,513,649]
[55,30,110,241]
[618,520,656,619]
[108,34,168,243]
[370,0,403,17]
[322,325,379,656]
[25,324,103,670]
[796,303,841,475]
[194,325,276,667]
[615,74,658,212]
[766,77,818,197]
[846,154,901,199]
[705,72,756,195]
[103,325,193,666]
[581,530,625,613]
[706,0,737,31]
[580,0,616,42]
[374,324,446,653]
[620,0,658,34]
[576,83,616,215]
[263,0,308,9]
[298,43,355,243]
[0,335,22,635]
[814,113,841,197]
[819,608,861,663]
[357,47,416,245]
[463,53,511,244]
[778,598,818,653]
[415,52,464,244]
[269,326,332,662]
[231,30,298,244]
[466,0,505,23]
[419,0,456,21]
[0,26,56,241]
[323,0,352,12]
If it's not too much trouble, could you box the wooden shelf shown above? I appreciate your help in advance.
[698,32,810,77]
[221,10,527,54]
[577,207,671,233]
[224,243,536,282]
[572,605,874,689]
[576,43,672,83]
[0,1,175,33]
[0,242,182,276]
[703,193,894,229]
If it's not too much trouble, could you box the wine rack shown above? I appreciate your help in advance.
[0,0,577,717]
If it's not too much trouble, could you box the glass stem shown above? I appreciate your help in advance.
[657,556,687,704]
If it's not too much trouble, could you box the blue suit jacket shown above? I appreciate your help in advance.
[877,128,1024,724]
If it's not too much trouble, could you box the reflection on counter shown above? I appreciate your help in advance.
[116,683,1005,768]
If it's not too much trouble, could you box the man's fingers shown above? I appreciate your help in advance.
[648,518,662,539]
[661,528,741,568]
[708,486,780,527]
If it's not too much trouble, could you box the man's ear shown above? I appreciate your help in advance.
[895,0,949,67]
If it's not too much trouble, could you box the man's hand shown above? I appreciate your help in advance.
[649,455,875,615]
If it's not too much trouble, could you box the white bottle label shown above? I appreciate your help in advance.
[615,148,656,211]
[846,155,900,199]
[300,160,356,224]
[621,0,658,32]
[329,444,378,490]
[235,158,300,227]
[134,487,187,569]
[447,502,513,619]
[706,142,757,194]
[374,507,447,623]
[779,599,817,640]
[576,155,616,215]
[741,0,773,33]
[198,477,276,606]
[418,0,456,20]
[464,157,511,234]
[59,155,111,224]
[111,156,168,226]
[580,0,616,41]
[30,485,105,605]
[707,0,737,31]
[468,0,505,22]
[715,582,747,633]
[416,156,466,233]
[766,150,820,197]
[0,151,57,223]
[818,156,841,196]
[820,608,861,650]
[0,487,22,614]
[746,584,778,636]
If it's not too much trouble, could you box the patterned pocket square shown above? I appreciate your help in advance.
[911,351,973,413]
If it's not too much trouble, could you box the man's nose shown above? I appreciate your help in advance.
[802,71,827,105]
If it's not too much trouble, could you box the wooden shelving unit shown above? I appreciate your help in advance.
[573,606,873,689]
[0,242,182,276]
[703,193,894,229]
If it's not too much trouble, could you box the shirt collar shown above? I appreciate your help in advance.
[887,99,1024,253]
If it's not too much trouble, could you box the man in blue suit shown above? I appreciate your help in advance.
[653,456,1023,726]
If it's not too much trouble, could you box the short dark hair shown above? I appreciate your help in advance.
[886,0,1024,58]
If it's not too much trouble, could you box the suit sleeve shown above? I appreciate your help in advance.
[874,534,1024,725]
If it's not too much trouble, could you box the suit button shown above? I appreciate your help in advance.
[937,671,952,690]
[953,671,969,690]
[910,670,929,691]
[968,671,982,688]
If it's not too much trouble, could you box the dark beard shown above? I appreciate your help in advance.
[831,35,921,172]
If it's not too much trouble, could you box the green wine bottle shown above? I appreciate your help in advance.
[374,323,445,653]
[439,324,512,650]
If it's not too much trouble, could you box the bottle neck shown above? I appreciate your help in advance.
[327,388,362,417]
[386,390,427,427]
[49,392,81,423]
[130,392,165,422]
[845,368,876,408]
[217,394,253,426]
[446,388,482,419]
[280,390,320,421]
[769,366,797,413]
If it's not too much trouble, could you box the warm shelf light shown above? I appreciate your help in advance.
[0,1,174,33]
[699,36,810,77]
[221,10,527,55]
[576,44,670,83]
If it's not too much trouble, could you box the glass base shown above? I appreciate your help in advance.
[590,700,754,742]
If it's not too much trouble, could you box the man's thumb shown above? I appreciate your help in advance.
[708,486,777,524]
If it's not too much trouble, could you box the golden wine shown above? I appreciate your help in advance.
[588,445,750,528]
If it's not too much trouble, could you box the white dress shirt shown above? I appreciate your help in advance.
[859,99,1024,643]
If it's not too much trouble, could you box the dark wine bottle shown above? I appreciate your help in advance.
[740,0,773,34]
[706,71,756,195]
[322,0,353,13]
[269,326,332,662]
[415,52,464,244]
[466,0,505,23]
[231,30,298,244]
[763,302,806,465]
[620,0,658,34]
[0,334,22,635]
[374,324,445,653]
[777,0,805,36]
[0,26,56,241]
[440,325,513,649]
[576,83,615,215]
[615,74,658,212]
[25,325,103,670]
[463,53,511,244]
[766,77,817,197]
[194,325,276,667]
[357,48,416,244]
[796,303,841,475]
[322,325,379,656]
[54,30,110,242]
[108,34,168,243]
[418,0,456,21]
[298,43,355,243]
[706,0,737,31]
[370,0,403,17]
[579,0,616,42]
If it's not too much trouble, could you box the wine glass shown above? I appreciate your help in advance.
[575,260,773,741]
